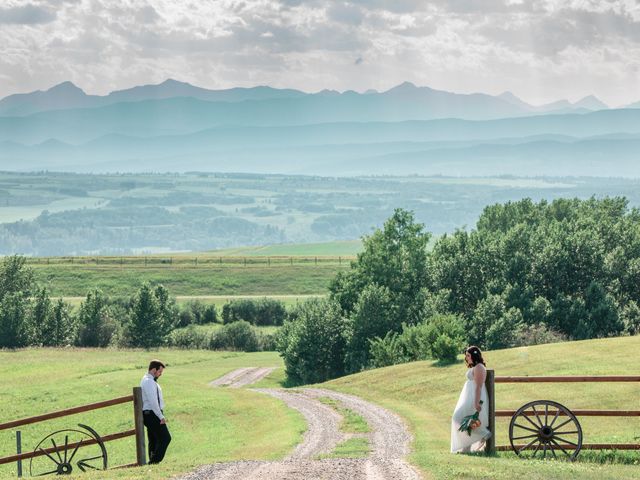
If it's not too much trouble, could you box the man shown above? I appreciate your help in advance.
[140,359,171,464]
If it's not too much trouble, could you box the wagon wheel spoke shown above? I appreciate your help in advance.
[522,411,542,430]
[544,404,549,426]
[513,423,539,434]
[531,441,543,458]
[50,438,63,464]
[554,430,579,435]
[34,468,59,476]
[548,442,558,459]
[554,436,579,447]
[518,437,540,453]
[77,460,101,471]
[531,406,545,428]
[553,418,573,431]
[67,440,83,464]
[542,442,548,459]
[38,447,61,466]
[63,435,69,463]
[549,438,572,458]
[512,433,539,441]
[549,408,561,428]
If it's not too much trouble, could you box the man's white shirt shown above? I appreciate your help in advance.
[140,373,165,420]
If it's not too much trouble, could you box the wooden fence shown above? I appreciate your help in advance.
[0,387,146,475]
[25,255,354,268]
[484,371,640,453]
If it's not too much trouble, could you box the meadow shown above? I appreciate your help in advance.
[325,335,640,480]
[1,337,639,479]
[0,350,304,479]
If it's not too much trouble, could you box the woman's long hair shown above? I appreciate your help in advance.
[465,346,486,368]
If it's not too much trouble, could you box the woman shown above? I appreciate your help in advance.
[451,346,491,453]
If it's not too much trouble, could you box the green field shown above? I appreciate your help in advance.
[0,350,303,479]
[2,338,639,479]
[325,336,640,479]
[33,264,346,298]
[198,240,363,257]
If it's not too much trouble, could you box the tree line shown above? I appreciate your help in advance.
[0,257,285,350]
[277,198,640,384]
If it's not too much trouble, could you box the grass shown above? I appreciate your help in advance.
[324,336,640,479]
[0,350,304,480]
[171,323,281,336]
[316,397,370,434]
[317,437,370,460]
[33,264,346,297]
[200,240,363,257]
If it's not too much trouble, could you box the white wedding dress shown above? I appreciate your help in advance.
[451,366,491,453]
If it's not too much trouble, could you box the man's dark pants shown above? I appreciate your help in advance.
[143,411,171,464]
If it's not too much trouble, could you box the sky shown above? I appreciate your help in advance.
[0,0,639,107]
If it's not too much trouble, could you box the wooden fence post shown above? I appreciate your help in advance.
[485,369,495,454]
[16,430,22,477]
[133,387,146,466]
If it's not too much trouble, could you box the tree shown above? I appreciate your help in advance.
[127,283,164,348]
[44,299,76,347]
[0,293,29,348]
[330,208,431,326]
[277,299,349,385]
[30,287,53,346]
[76,289,114,347]
[346,283,396,372]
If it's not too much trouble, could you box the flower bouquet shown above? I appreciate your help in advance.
[458,400,483,436]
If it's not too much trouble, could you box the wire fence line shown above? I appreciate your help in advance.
[25,255,356,268]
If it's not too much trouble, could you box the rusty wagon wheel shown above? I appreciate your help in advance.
[29,424,107,476]
[509,400,582,461]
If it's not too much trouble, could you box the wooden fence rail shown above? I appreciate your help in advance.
[485,372,640,454]
[0,387,146,471]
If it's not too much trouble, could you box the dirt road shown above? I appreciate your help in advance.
[179,368,421,480]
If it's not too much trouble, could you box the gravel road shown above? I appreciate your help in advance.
[209,367,277,388]
[178,370,421,480]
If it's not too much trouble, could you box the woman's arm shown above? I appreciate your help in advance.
[473,364,486,412]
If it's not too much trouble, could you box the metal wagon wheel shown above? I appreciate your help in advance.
[29,424,107,476]
[509,400,582,461]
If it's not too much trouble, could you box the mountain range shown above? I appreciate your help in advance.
[1,79,639,177]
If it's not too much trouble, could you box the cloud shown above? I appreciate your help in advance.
[0,4,57,24]
[0,0,639,107]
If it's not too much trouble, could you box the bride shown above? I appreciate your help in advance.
[451,346,491,453]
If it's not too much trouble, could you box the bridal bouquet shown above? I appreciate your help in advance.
[458,401,483,436]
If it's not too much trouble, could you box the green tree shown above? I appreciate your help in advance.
[30,287,52,346]
[346,283,395,372]
[43,299,76,347]
[330,208,431,325]
[127,283,164,348]
[277,298,349,385]
[0,293,29,348]
[76,289,114,347]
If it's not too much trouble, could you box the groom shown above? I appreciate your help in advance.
[140,359,172,464]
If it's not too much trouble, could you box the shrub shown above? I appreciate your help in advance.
[277,298,348,384]
[431,334,459,363]
[368,332,406,368]
[211,320,259,352]
[167,325,209,349]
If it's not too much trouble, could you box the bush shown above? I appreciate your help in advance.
[167,325,209,349]
[431,334,459,363]
[211,320,259,352]
[277,299,348,385]
[368,332,406,368]
[222,298,286,326]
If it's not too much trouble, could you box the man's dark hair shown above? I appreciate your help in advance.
[148,359,166,371]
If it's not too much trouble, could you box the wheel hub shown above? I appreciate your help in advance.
[56,462,72,475]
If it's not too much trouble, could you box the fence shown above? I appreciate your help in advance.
[484,371,640,454]
[0,387,146,476]
[25,255,355,268]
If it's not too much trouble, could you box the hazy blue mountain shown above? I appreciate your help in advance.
[0,79,307,116]
[2,109,639,177]
[0,92,631,145]
[0,79,607,120]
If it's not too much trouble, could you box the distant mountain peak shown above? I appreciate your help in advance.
[387,81,418,92]
[46,81,85,95]
[574,95,608,110]
[158,78,194,88]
